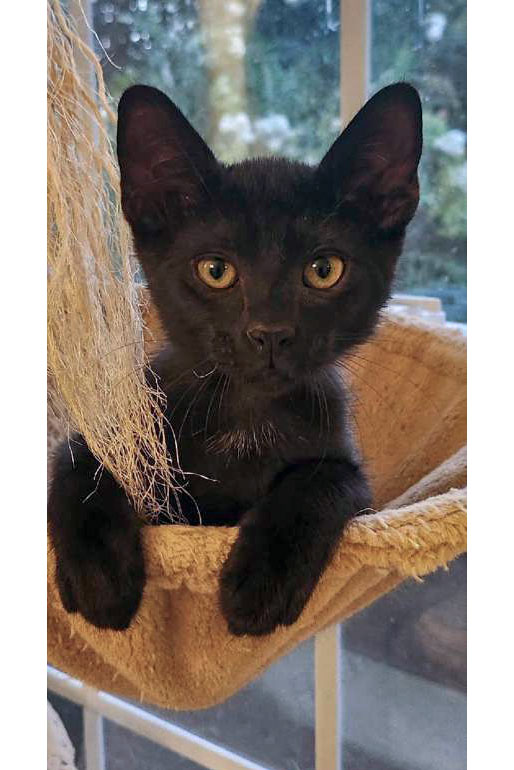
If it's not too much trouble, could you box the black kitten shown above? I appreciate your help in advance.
[48,83,422,634]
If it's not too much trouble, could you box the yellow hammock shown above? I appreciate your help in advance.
[46,0,466,711]
[48,312,467,710]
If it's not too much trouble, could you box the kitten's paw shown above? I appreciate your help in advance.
[220,529,312,636]
[54,509,145,631]
[56,543,145,630]
[49,439,146,630]
[55,561,78,614]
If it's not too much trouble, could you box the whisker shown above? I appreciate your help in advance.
[344,351,439,418]
[202,373,224,440]
[169,379,200,418]
[193,364,218,379]
[217,374,231,430]
[336,366,377,453]
[178,375,213,442]
[162,357,211,391]
[336,359,391,411]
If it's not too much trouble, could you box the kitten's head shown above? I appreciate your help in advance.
[117,83,422,396]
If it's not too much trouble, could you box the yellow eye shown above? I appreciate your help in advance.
[197,257,237,289]
[304,256,345,289]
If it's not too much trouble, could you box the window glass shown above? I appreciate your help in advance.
[104,719,206,769]
[371,0,467,320]
[342,555,466,768]
[93,0,465,320]
[93,0,340,164]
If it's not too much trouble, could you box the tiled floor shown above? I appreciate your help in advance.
[48,555,466,770]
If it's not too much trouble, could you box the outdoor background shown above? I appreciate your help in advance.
[92,0,467,321]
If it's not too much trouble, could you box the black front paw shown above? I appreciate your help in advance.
[55,527,145,631]
[50,496,145,631]
[49,440,146,631]
[220,528,314,637]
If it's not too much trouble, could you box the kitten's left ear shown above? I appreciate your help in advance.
[316,83,422,233]
[117,85,219,238]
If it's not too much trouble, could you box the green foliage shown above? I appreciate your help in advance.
[246,0,341,162]
[370,0,467,319]
[93,0,209,133]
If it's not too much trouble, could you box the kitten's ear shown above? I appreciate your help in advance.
[117,85,219,237]
[316,83,422,233]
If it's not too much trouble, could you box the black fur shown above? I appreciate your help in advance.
[48,83,422,634]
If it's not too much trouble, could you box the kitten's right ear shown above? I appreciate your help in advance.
[316,83,422,234]
[117,85,218,238]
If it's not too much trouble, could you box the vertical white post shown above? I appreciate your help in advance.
[315,624,342,770]
[83,705,106,770]
[340,0,371,126]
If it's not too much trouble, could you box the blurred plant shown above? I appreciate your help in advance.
[371,0,466,318]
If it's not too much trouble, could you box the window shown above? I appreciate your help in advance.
[371,0,467,321]
[92,0,466,322]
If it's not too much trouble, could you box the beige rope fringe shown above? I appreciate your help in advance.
[47,0,179,517]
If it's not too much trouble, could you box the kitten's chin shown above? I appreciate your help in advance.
[240,369,295,398]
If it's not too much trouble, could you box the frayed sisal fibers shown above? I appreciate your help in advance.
[47,0,176,517]
[47,1,466,710]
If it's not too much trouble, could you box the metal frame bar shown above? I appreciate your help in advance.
[83,697,106,770]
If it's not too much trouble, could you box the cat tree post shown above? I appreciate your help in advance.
[315,623,343,770]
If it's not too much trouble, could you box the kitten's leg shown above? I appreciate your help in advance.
[48,436,145,630]
[220,459,370,636]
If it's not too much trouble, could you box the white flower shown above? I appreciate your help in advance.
[218,113,256,144]
[254,114,295,152]
[433,130,467,157]
[425,12,447,43]
[449,162,467,191]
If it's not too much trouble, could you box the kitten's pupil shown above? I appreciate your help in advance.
[315,258,331,279]
[209,259,225,280]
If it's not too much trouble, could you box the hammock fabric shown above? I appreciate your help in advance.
[47,311,466,710]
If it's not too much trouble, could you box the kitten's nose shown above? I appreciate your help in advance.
[246,324,295,353]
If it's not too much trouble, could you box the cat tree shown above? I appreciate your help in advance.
[47,0,466,711]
